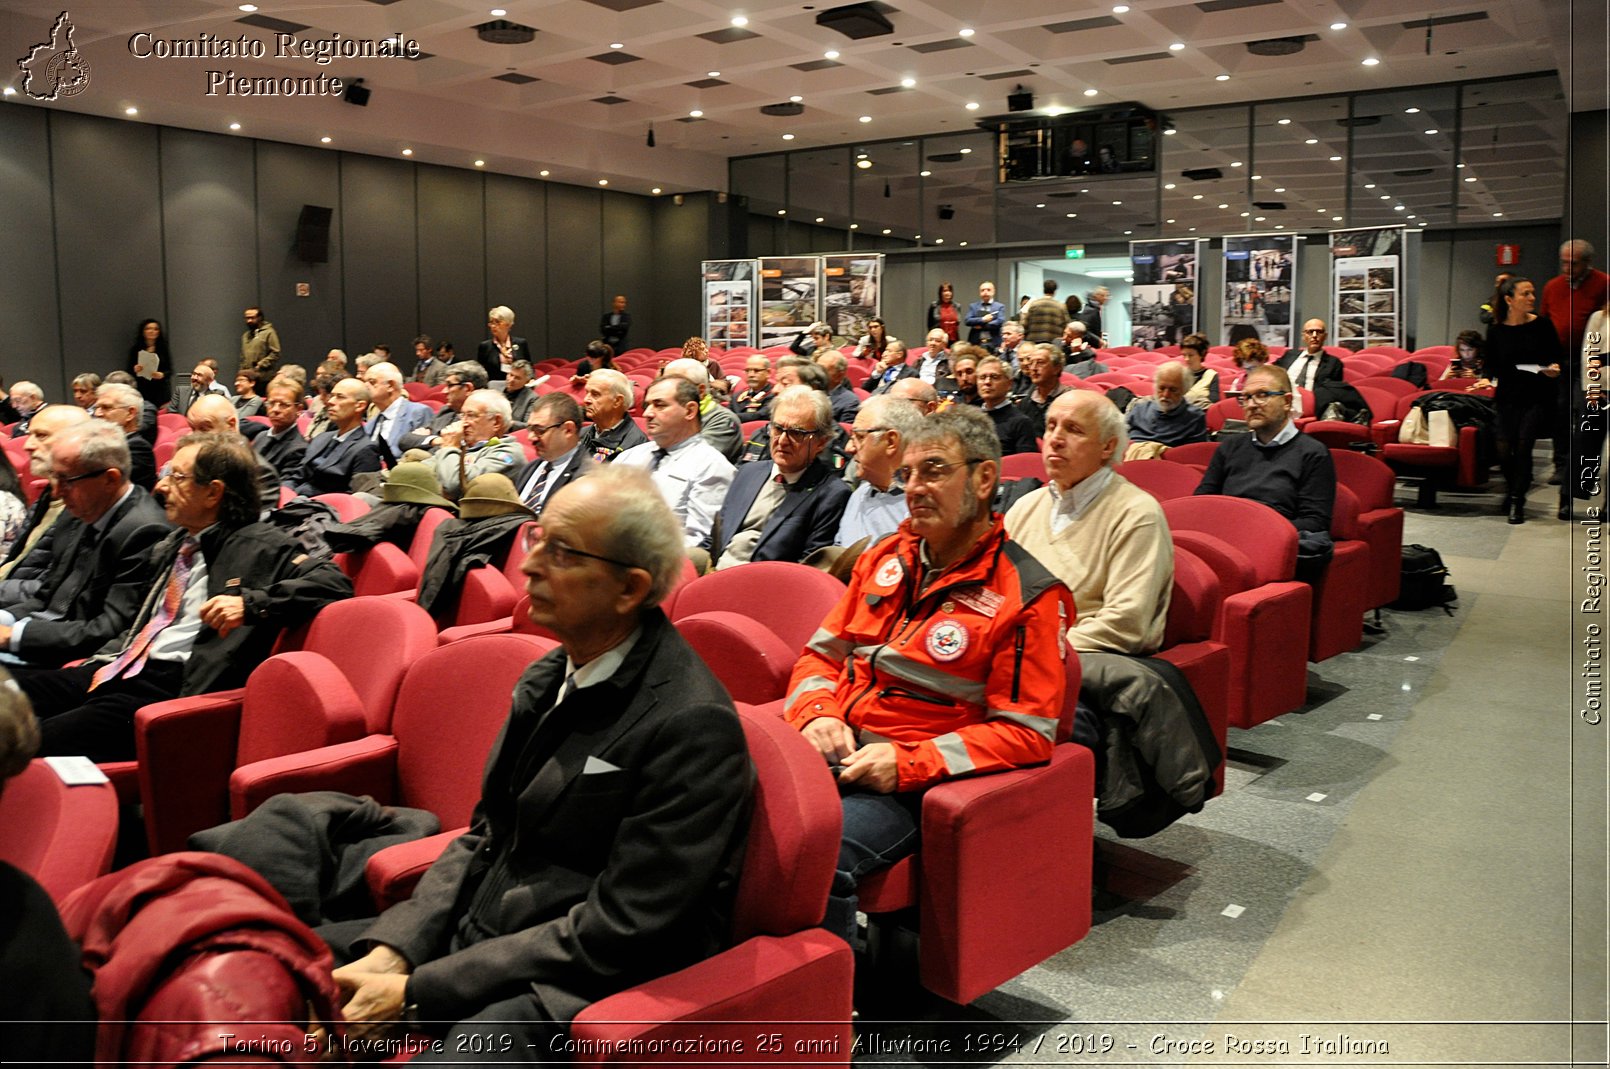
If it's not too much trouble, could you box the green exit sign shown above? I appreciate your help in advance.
[1064,245,1086,259]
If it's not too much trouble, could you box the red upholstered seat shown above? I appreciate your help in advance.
[1378,390,1487,503]
[1331,449,1404,609]
[1115,459,1202,501]
[1308,485,1371,661]
[1162,440,1219,469]
[999,452,1049,481]
[406,507,454,574]
[348,541,421,597]
[667,561,846,654]
[1161,497,1312,729]
[1356,374,1423,399]
[0,759,117,905]
[1153,546,1232,795]
[677,610,798,705]
[453,565,519,629]
[311,492,370,522]
[1204,397,1243,432]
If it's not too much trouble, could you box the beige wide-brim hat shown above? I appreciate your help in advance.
[380,462,456,510]
[459,473,537,520]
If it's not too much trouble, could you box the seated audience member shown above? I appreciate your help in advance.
[730,355,777,422]
[186,395,281,502]
[1058,321,1099,365]
[0,678,97,1065]
[410,335,448,386]
[937,350,981,407]
[432,389,524,501]
[998,319,1026,372]
[739,359,841,463]
[577,370,649,463]
[277,363,308,387]
[915,330,953,385]
[1016,345,1074,434]
[888,377,941,414]
[502,360,537,427]
[1006,391,1172,655]
[862,340,914,395]
[1276,320,1345,405]
[400,362,486,453]
[835,396,923,546]
[789,321,835,358]
[1180,334,1219,408]
[1442,330,1485,381]
[363,362,434,464]
[332,467,751,1057]
[288,378,383,497]
[664,358,743,463]
[414,474,534,624]
[572,339,615,381]
[0,421,171,668]
[711,386,852,569]
[10,433,350,761]
[615,376,735,550]
[70,373,102,411]
[254,377,309,482]
[1125,362,1209,452]
[813,350,862,423]
[0,406,91,584]
[170,363,230,416]
[92,382,157,490]
[324,462,455,555]
[304,373,337,440]
[8,382,45,437]
[1230,337,1271,397]
[1065,331,1110,380]
[1196,365,1336,578]
[232,370,265,418]
[783,406,1070,944]
[103,370,160,441]
[514,393,596,516]
[0,452,25,561]
[974,356,1039,455]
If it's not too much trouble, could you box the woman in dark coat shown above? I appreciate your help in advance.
[1482,276,1564,523]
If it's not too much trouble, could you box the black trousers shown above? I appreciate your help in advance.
[11,660,186,763]
[1496,400,1555,502]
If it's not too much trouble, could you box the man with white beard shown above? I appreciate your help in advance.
[1124,362,1208,448]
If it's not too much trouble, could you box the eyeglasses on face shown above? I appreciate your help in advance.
[53,467,110,485]
[770,424,823,443]
[1240,390,1288,406]
[849,427,892,444]
[520,525,638,570]
[895,457,983,486]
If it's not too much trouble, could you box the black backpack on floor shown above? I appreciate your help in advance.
[1391,544,1456,613]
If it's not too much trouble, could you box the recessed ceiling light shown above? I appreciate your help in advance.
[959,28,974,38]
[825,50,839,60]
[919,169,932,176]
[1166,218,1175,224]
[1464,176,1477,183]
[1406,214,1416,219]
[1456,162,1466,168]
[959,241,968,246]
[959,147,972,154]
[1277,118,1291,125]
[490,8,506,16]
[856,159,872,169]
[1189,227,1197,232]
[881,228,891,234]
[1192,194,1203,200]
[1424,128,1439,136]
[1333,215,1343,221]
[125,107,138,115]
[1065,213,1077,218]
[1329,155,1342,161]
[610,42,624,49]
[1112,200,1122,206]
[790,95,803,103]
[815,216,824,223]
[1331,21,1347,30]
[1275,225,1284,229]
[707,71,721,77]
[1254,216,1265,221]
[1273,187,1285,193]
[782,133,794,140]
[1113,4,1130,12]
[1163,183,1176,190]
[1250,174,1261,180]
[229,122,241,131]
[1231,161,1242,167]
[652,187,663,195]
[858,115,872,123]
[849,223,858,229]
[1169,42,1185,51]
[598,179,609,186]
[1305,138,1318,144]
[778,209,787,216]
[1,87,14,97]
[1215,74,1230,81]
[1405,107,1421,114]
[1362,57,1380,66]
[1380,194,1391,200]
[1036,203,1046,208]
[1218,203,1229,209]
[1394,205,1405,211]
[402,148,412,155]
[474,159,485,167]
[1364,183,1376,188]
[539,169,550,176]
[1083,88,1098,97]
[900,77,916,88]
[965,101,979,110]
[731,16,748,27]
[1240,212,1250,218]
[239,3,258,11]
[320,136,332,144]
[689,109,703,118]
[1493,212,1503,217]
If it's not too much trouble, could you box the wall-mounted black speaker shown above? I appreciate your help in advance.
[295,205,333,263]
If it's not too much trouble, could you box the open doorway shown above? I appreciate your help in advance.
[1010,256,1134,347]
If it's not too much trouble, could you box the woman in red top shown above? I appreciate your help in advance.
[927,282,960,344]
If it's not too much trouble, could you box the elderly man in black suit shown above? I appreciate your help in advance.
[514,393,596,516]
[332,465,752,1059]
[710,385,852,570]
[0,420,171,668]
[288,378,383,497]
[91,382,157,490]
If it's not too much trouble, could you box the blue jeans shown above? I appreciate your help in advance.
[824,790,923,946]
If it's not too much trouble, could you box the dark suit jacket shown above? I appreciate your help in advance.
[288,429,382,497]
[600,311,631,353]
[710,458,852,564]
[862,363,917,394]
[127,434,157,491]
[399,406,460,454]
[476,336,534,384]
[12,486,172,665]
[255,426,309,482]
[514,450,597,516]
[1275,350,1344,391]
[362,609,752,1025]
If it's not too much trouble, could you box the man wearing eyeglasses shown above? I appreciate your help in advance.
[0,420,170,670]
[1275,320,1344,402]
[974,356,1040,455]
[834,396,923,547]
[709,386,851,570]
[253,377,309,482]
[785,406,1072,947]
[514,394,596,516]
[399,362,487,454]
[1196,365,1336,578]
[432,390,524,502]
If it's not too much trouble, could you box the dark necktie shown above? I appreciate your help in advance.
[651,448,669,471]
[523,462,550,512]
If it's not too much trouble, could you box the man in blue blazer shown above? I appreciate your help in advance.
[288,378,382,496]
[710,385,852,569]
[362,362,433,465]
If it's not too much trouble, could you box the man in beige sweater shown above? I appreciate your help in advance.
[1004,390,1173,655]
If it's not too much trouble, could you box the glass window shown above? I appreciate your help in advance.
[1456,75,1567,223]
[1251,97,1349,236]
[1348,85,1457,230]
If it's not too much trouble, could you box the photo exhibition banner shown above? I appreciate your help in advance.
[1222,234,1300,348]
[1128,239,1203,350]
[700,260,758,349]
[821,254,884,345]
[757,257,822,348]
[1328,226,1406,351]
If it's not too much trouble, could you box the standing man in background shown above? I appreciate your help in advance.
[1023,281,1071,344]
[601,294,632,354]
[240,306,281,376]
[1540,240,1610,491]
[965,281,1007,351]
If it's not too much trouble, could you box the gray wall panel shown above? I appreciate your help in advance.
[0,106,62,390]
[483,174,546,367]
[602,195,655,353]
[256,142,344,363]
[340,155,418,356]
[52,114,163,395]
[160,128,257,375]
[417,166,486,363]
[546,184,603,359]
[650,195,712,349]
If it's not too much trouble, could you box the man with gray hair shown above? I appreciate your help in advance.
[1079,285,1111,345]
[0,406,91,585]
[7,382,45,438]
[93,382,157,490]
[433,389,524,500]
[1124,362,1208,451]
[334,465,751,1053]
[477,304,533,383]
[578,369,648,462]
[1541,239,1609,495]
[0,420,170,667]
[1016,345,1074,434]
[362,362,433,464]
[835,395,923,546]
[812,349,861,423]
[664,357,744,462]
[710,385,851,569]
[400,361,486,453]
[1006,390,1173,656]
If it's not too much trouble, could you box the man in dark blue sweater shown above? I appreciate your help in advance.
[1196,365,1335,579]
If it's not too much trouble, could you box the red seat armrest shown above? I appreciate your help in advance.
[229,735,400,820]
[136,689,248,855]
[365,828,466,911]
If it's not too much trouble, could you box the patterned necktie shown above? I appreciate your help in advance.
[90,538,199,690]
[523,462,550,512]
